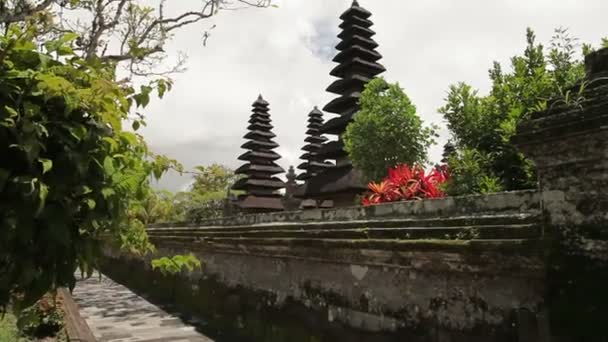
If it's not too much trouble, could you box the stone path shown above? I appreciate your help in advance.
[72,272,213,342]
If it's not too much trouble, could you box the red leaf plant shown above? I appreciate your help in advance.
[362,164,449,206]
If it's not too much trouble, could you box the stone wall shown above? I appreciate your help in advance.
[512,47,608,340]
[102,190,547,342]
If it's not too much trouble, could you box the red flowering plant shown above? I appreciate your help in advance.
[362,164,449,206]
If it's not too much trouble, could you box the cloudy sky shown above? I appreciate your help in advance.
[139,0,607,192]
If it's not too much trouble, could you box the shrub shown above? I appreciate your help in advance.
[344,77,437,181]
[362,164,448,206]
[444,149,504,196]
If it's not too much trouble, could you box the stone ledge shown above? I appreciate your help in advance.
[148,237,545,277]
[57,288,97,342]
[149,190,540,228]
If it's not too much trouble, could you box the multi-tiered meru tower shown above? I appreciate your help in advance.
[296,107,333,181]
[232,95,285,212]
[303,0,385,206]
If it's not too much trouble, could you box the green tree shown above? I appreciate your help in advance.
[142,165,239,224]
[439,28,587,195]
[344,77,437,181]
[0,1,273,311]
[0,22,180,310]
[191,164,238,197]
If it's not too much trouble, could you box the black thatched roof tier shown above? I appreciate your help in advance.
[241,140,279,150]
[333,45,382,63]
[318,111,356,135]
[304,135,327,144]
[326,74,371,95]
[298,166,367,197]
[329,58,385,78]
[322,92,361,115]
[302,0,384,204]
[315,140,346,160]
[247,122,273,130]
[339,1,371,20]
[232,177,285,190]
[339,16,372,29]
[338,25,375,40]
[232,95,285,212]
[237,196,284,211]
[336,35,378,51]
[296,107,334,181]
[238,150,281,162]
[235,163,284,175]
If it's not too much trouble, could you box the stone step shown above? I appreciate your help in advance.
[151,236,543,254]
[148,224,541,240]
[147,213,541,234]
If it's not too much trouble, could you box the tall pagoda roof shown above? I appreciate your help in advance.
[302,0,385,204]
[232,94,285,212]
[296,106,333,182]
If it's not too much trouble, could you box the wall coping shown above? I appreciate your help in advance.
[150,190,540,228]
[58,288,97,342]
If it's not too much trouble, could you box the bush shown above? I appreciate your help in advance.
[438,28,586,194]
[444,149,503,196]
[344,77,437,181]
[0,22,174,309]
[362,164,448,206]
[17,295,64,339]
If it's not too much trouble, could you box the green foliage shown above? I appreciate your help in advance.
[344,77,437,181]
[444,149,503,196]
[191,164,238,195]
[439,28,586,195]
[0,311,29,342]
[17,295,64,339]
[0,22,176,310]
[151,253,202,276]
[143,164,239,224]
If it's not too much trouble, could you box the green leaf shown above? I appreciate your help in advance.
[85,198,96,210]
[103,157,115,176]
[157,79,167,98]
[37,183,49,215]
[61,32,79,43]
[1,118,15,127]
[102,137,119,151]
[39,158,53,175]
[132,120,140,131]
[101,187,115,199]
[4,105,19,117]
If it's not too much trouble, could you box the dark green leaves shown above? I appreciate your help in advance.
[0,23,176,312]
[344,77,436,182]
[438,27,587,194]
[38,159,53,175]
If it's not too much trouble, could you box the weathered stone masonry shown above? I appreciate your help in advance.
[103,190,547,342]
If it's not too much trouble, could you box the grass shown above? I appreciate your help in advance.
[0,311,31,342]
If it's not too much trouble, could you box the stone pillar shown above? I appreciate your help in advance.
[513,47,608,340]
[282,166,301,211]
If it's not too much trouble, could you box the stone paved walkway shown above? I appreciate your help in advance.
[72,272,213,342]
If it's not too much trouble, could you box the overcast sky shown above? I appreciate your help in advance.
[139,0,607,192]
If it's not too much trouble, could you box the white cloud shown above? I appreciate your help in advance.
[139,0,608,191]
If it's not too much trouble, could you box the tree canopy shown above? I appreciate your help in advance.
[0,22,180,310]
[0,0,272,311]
[344,77,436,181]
[439,28,589,195]
[0,0,273,78]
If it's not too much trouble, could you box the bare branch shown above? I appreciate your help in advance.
[3,0,273,78]
[0,0,55,25]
